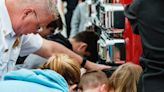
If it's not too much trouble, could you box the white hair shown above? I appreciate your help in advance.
[47,0,59,19]
[16,0,59,19]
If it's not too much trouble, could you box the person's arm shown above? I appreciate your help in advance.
[35,39,110,70]
[69,84,78,92]
[70,4,81,37]
[124,0,142,34]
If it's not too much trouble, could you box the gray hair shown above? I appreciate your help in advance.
[47,0,59,19]
[16,0,59,19]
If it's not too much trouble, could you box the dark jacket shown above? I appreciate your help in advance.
[125,0,164,92]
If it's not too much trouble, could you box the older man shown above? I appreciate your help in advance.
[0,0,109,77]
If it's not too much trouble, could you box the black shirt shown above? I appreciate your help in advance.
[16,33,72,64]
[125,0,164,62]
[46,33,72,50]
[62,0,78,11]
[125,0,164,92]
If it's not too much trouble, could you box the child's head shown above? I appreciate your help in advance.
[109,63,142,92]
[39,53,80,85]
[78,71,109,92]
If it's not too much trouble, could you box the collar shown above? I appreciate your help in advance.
[0,0,15,37]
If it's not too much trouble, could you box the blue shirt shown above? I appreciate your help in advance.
[0,69,68,92]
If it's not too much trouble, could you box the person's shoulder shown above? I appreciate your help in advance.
[22,33,41,39]
[132,0,144,5]
[0,80,63,92]
[20,33,42,44]
[77,2,87,8]
[46,33,66,41]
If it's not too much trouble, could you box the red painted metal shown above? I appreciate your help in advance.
[113,0,142,64]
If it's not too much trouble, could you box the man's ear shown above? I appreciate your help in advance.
[100,84,108,92]
[78,42,91,56]
[77,42,88,53]
[22,8,34,19]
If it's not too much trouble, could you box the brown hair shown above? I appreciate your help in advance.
[78,70,109,91]
[39,53,81,85]
[46,15,63,32]
[109,63,142,92]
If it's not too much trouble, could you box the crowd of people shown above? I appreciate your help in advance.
[1,0,163,92]
[0,53,142,92]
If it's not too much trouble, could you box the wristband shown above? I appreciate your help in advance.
[81,57,87,67]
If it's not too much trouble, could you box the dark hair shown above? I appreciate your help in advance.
[101,67,117,78]
[46,15,63,32]
[72,30,99,62]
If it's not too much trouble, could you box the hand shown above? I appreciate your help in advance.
[69,84,78,92]
[85,61,111,71]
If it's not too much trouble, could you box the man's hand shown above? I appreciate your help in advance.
[69,84,78,92]
[85,61,111,71]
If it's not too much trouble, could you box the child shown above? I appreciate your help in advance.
[109,63,142,92]
[78,70,109,92]
[0,54,80,92]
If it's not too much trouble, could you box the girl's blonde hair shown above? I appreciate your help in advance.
[39,53,81,85]
[109,63,142,92]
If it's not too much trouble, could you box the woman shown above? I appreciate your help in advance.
[0,53,81,92]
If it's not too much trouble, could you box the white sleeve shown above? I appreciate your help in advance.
[19,34,43,57]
